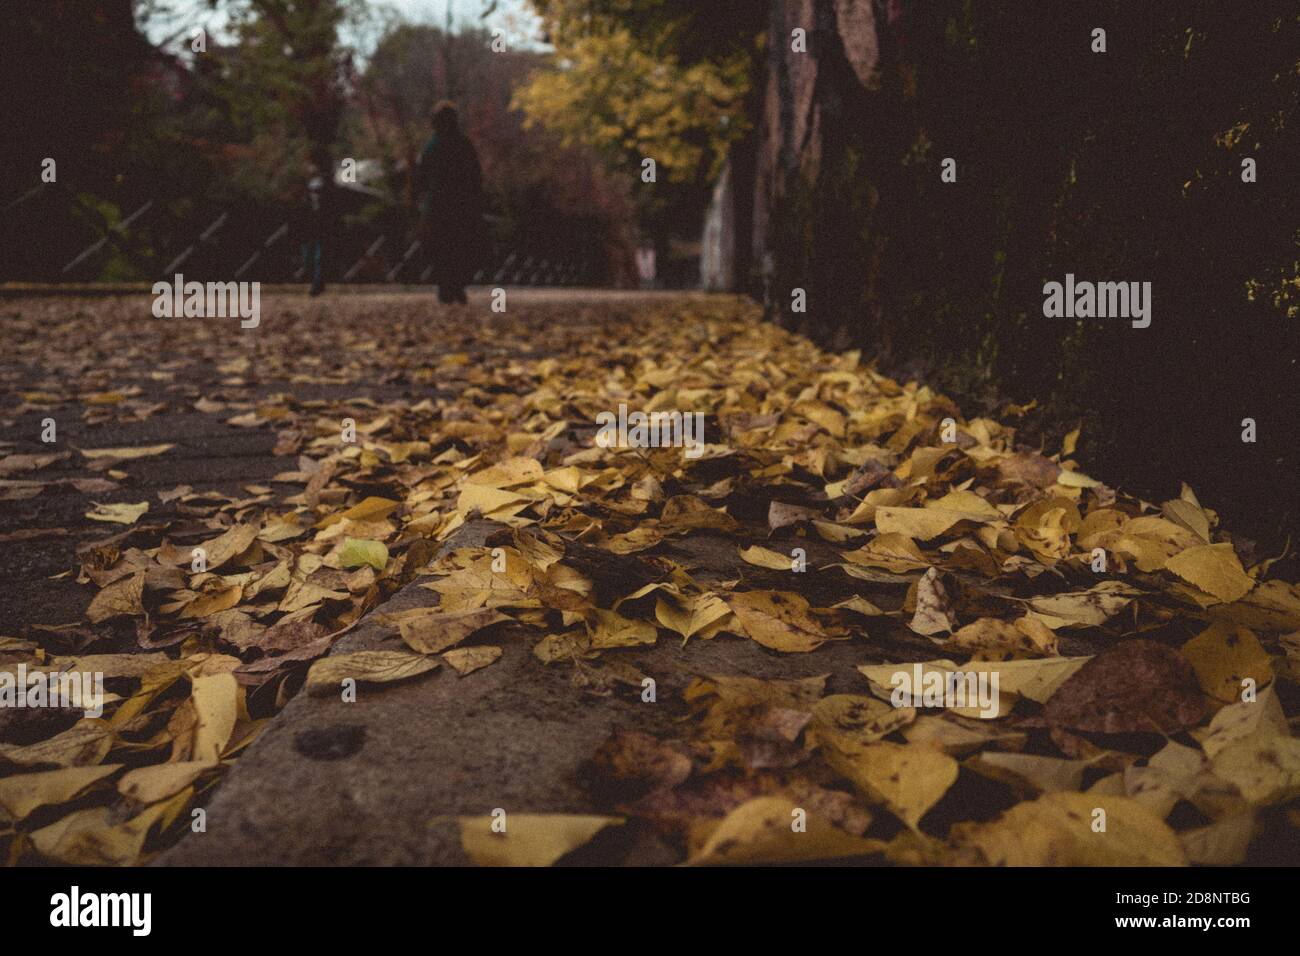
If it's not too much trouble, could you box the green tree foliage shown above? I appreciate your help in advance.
[212,0,362,198]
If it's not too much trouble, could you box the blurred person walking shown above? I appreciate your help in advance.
[304,164,331,296]
[414,101,487,305]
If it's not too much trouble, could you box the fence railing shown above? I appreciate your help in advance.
[0,182,593,288]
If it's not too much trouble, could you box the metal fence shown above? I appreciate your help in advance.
[0,180,593,288]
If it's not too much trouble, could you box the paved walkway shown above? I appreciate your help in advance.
[3,289,1297,867]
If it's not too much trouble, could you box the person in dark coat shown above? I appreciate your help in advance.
[304,163,332,296]
[414,101,486,305]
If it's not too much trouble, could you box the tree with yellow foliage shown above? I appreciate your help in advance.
[512,12,749,183]
[512,0,757,258]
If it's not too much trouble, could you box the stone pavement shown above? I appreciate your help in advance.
[156,519,897,866]
[6,287,1296,868]
[9,288,926,865]
[1,288,676,634]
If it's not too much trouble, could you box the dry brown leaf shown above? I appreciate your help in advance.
[728,590,832,653]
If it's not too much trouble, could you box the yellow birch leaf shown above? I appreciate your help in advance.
[955,792,1185,866]
[738,544,796,569]
[688,795,882,865]
[191,672,238,763]
[654,591,731,640]
[1166,543,1254,604]
[970,752,1088,795]
[399,608,508,654]
[85,501,149,524]
[0,719,114,768]
[0,764,122,819]
[442,645,503,676]
[810,694,915,749]
[1181,622,1272,703]
[840,533,930,573]
[338,537,389,571]
[81,444,174,460]
[823,740,958,829]
[193,524,260,569]
[306,651,438,694]
[728,590,831,653]
[466,456,545,488]
[588,609,658,649]
[458,813,622,866]
[1179,814,1256,866]
[118,760,216,804]
[181,585,243,618]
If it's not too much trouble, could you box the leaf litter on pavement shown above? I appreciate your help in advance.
[2,295,1299,866]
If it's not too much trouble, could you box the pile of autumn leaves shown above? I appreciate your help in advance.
[3,296,1300,866]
